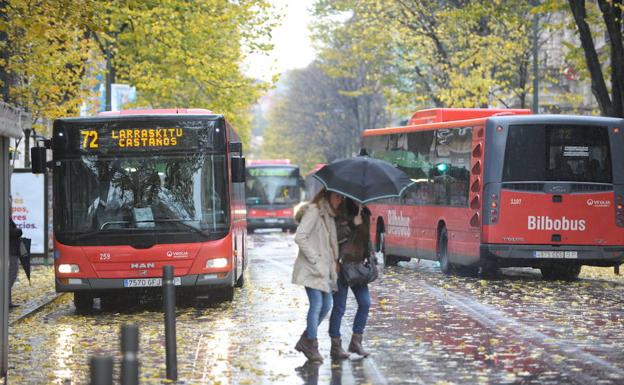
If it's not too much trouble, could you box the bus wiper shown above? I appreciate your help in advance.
[72,227,127,240]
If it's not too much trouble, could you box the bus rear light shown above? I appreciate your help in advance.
[206,258,228,269]
[58,264,80,273]
[614,127,620,134]
[617,195,624,227]
[491,202,497,208]
[490,209,498,216]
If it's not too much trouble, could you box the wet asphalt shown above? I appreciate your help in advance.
[7,230,624,384]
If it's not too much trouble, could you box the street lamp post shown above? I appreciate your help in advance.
[23,127,31,168]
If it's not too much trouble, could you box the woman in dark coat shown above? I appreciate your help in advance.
[9,202,22,307]
[329,197,373,358]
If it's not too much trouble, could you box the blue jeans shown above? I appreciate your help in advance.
[329,275,371,337]
[305,287,333,340]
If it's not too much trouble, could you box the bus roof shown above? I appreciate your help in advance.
[247,159,293,166]
[306,163,326,176]
[408,108,532,125]
[97,108,214,116]
[364,108,532,136]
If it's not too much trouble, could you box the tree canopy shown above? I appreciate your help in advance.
[0,0,276,139]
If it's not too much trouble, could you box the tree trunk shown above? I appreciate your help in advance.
[0,0,10,103]
[598,0,624,117]
[568,0,614,116]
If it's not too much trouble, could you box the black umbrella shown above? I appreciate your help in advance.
[313,156,415,204]
[19,237,31,282]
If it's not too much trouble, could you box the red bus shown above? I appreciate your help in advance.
[49,109,247,311]
[245,159,303,232]
[362,108,624,280]
[304,163,326,201]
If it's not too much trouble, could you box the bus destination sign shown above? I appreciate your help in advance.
[80,128,184,150]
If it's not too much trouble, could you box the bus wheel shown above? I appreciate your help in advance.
[74,292,93,313]
[215,287,234,302]
[437,227,452,275]
[235,267,245,288]
[541,265,581,281]
[378,232,398,267]
[456,265,479,277]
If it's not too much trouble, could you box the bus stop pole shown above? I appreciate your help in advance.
[163,265,177,381]
[121,324,139,385]
[89,356,113,385]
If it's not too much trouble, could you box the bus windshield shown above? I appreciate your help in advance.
[245,167,300,205]
[503,124,612,183]
[54,153,229,246]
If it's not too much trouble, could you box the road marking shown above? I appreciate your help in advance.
[261,255,389,385]
[419,281,624,384]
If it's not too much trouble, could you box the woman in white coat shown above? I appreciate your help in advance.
[292,188,343,362]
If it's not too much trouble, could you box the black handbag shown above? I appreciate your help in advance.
[341,254,378,287]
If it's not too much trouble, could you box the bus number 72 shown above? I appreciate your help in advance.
[81,130,99,149]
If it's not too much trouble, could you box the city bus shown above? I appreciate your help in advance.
[362,108,624,280]
[304,163,325,201]
[43,109,247,311]
[245,159,302,232]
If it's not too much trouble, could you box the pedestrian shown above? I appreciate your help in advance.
[292,188,343,362]
[329,197,372,358]
[8,196,22,308]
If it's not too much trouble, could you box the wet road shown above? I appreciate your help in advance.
[7,231,624,384]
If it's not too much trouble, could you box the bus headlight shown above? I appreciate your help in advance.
[58,264,80,273]
[205,258,228,269]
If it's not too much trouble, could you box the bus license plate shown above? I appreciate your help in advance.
[124,277,182,287]
[533,251,578,259]
[265,218,279,223]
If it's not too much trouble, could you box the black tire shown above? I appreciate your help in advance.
[235,265,245,288]
[74,292,93,313]
[541,265,581,281]
[215,287,234,302]
[377,232,398,267]
[455,264,479,277]
[437,227,452,275]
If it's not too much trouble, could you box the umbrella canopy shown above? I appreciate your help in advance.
[313,156,415,204]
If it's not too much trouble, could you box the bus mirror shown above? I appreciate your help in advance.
[232,156,245,183]
[229,141,242,155]
[31,147,47,174]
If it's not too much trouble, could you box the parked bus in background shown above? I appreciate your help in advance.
[362,108,624,280]
[304,163,326,201]
[245,159,303,232]
[35,109,247,311]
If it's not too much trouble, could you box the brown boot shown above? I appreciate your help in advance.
[348,333,369,357]
[330,337,350,359]
[295,332,323,362]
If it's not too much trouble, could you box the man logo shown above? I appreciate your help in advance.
[130,263,155,269]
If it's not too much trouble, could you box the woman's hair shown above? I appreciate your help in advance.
[311,188,331,204]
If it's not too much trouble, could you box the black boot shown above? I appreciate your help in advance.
[330,337,350,359]
[295,332,323,362]
[348,333,369,357]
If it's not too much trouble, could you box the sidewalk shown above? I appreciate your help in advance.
[9,264,60,324]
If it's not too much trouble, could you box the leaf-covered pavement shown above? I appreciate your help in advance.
[6,236,624,384]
